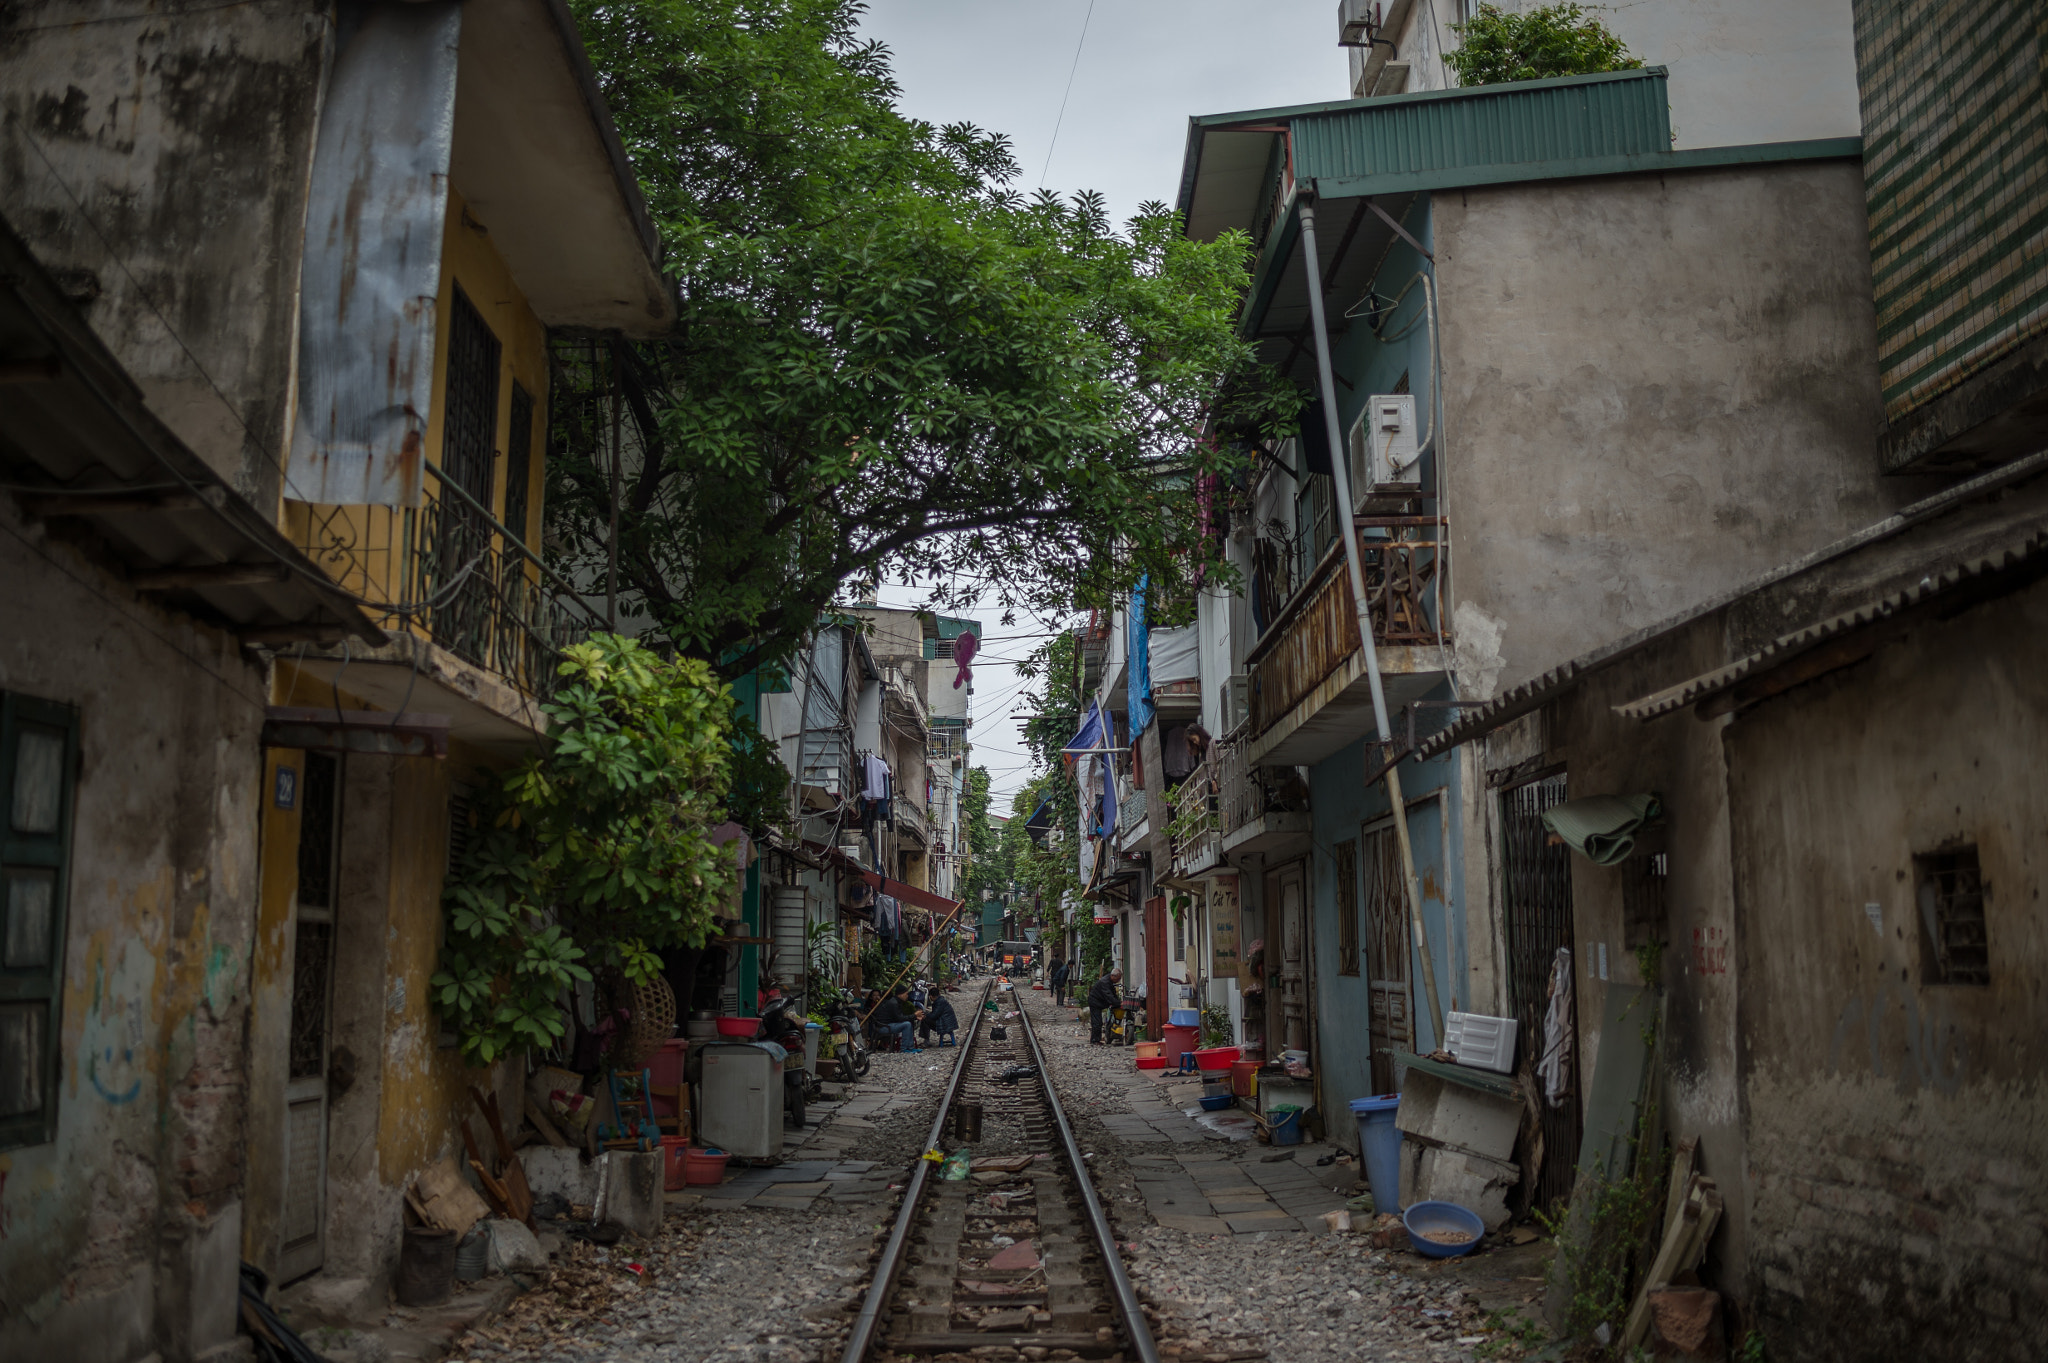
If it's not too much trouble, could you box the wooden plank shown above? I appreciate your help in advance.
[525,1097,571,1148]
[883,1332,1116,1354]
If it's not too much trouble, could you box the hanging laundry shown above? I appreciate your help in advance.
[952,629,977,689]
[1538,947,1574,1108]
[861,752,892,801]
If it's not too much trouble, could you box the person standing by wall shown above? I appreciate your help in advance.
[1050,954,1071,1007]
[1087,969,1123,1045]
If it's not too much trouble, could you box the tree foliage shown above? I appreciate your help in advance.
[556,0,1292,677]
[1446,3,1642,87]
[432,635,741,1062]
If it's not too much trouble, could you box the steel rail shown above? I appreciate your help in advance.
[1017,995,1163,1363]
[839,978,995,1363]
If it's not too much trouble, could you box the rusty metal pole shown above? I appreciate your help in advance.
[1298,196,1445,1045]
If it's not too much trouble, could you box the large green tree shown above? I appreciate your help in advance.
[555,0,1289,678]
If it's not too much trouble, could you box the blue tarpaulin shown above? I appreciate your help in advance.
[1064,702,1117,839]
[1128,574,1154,737]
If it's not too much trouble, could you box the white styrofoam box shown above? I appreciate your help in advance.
[520,1146,597,1205]
[1443,1010,1519,1074]
[1394,1069,1521,1161]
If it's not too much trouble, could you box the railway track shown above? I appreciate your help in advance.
[840,980,1161,1363]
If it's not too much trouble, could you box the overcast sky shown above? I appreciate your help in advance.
[851,2,1346,807]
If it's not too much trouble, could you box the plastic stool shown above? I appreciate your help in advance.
[1177,1052,1200,1075]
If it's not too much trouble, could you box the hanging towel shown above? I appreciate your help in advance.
[1538,947,1574,1109]
[1540,793,1662,866]
[951,630,977,689]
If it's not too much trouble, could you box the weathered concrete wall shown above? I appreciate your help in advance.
[1537,618,1753,1289]
[1434,159,1942,699]
[0,0,332,508]
[0,501,266,1362]
[1726,579,2048,1361]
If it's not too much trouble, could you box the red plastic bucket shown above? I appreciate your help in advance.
[1193,1045,1241,1071]
[683,1147,730,1186]
[1161,1024,1199,1068]
[660,1135,691,1191]
[1230,1059,1259,1098]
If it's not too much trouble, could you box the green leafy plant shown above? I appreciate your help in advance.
[432,634,741,1063]
[1446,3,1643,88]
[1537,1002,1666,1355]
[1736,1329,1768,1363]
[552,0,1293,679]
[1200,1002,1233,1048]
[1472,1307,1548,1359]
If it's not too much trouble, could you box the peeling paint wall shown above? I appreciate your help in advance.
[1727,580,2048,1360]
[0,0,333,510]
[0,501,265,1362]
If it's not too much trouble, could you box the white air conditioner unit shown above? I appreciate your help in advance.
[1337,0,1379,46]
[1345,393,1422,510]
[1222,673,1250,732]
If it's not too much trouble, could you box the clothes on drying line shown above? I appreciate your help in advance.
[861,752,892,801]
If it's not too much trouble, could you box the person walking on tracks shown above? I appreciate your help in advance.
[1050,954,1071,1007]
[1087,969,1123,1045]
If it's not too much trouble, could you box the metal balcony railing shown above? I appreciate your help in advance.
[1246,520,1446,736]
[289,464,600,701]
[1216,730,1308,838]
[1166,760,1221,876]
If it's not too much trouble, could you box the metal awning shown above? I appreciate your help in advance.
[0,217,384,648]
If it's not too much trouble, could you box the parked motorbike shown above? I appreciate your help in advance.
[825,998,872,1079]
[755,994,813,1127]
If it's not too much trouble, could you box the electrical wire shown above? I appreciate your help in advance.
[1038,0,1097,189]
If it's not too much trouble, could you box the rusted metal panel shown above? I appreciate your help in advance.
[1247,534,1445,735]
[288,1,463,509]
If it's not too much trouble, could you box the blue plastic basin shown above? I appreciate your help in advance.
[1199,1093,1234,1111]
[1403,1200,1485,1258]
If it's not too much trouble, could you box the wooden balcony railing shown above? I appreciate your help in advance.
[1245,521,1446,736]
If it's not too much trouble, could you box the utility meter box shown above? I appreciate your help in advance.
[1346,393,1421,509]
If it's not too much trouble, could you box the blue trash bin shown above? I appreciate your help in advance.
[1351,1094,1404,1213]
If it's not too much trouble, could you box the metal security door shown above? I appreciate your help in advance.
[1361,822,1412,1093]
[281,752,340,1282]
[1502,773,1580,1211]
[1276,862,1309,1053]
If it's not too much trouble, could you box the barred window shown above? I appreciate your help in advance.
[1,692,78,1151]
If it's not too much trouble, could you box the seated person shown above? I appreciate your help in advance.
[919,993,959,1046]
[871,987,919,1053]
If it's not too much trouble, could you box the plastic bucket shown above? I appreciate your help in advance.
[1168,1008,1200,1027]
[683,1147,730,1186]
[1134,1041,1163,1059]
[1268,1104,1303,1146]
[1230,1059,1259,1098]
[1135,1056,1167,1070]
[650,1039,689,1117]
[1192,1045,1240,1071]
[1161,1023,1199,1067]
[660,1135,691,1191]
[1351,1094,1403,1213]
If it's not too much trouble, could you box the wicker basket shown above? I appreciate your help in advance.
[598,970,676,1072]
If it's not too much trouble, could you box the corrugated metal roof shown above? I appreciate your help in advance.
[1856,0,2048,422]
[1411,447,2048,758]
[1289,69,1671,184]
[1613,524,2048,721]
[0,217,384,647]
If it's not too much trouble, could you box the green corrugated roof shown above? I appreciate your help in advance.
[1178,68,1674,231]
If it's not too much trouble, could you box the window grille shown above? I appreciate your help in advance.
[503,382,534,545]
[0,692,79,1151]
[442,286,501,509]
[1917,847,1989,985]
